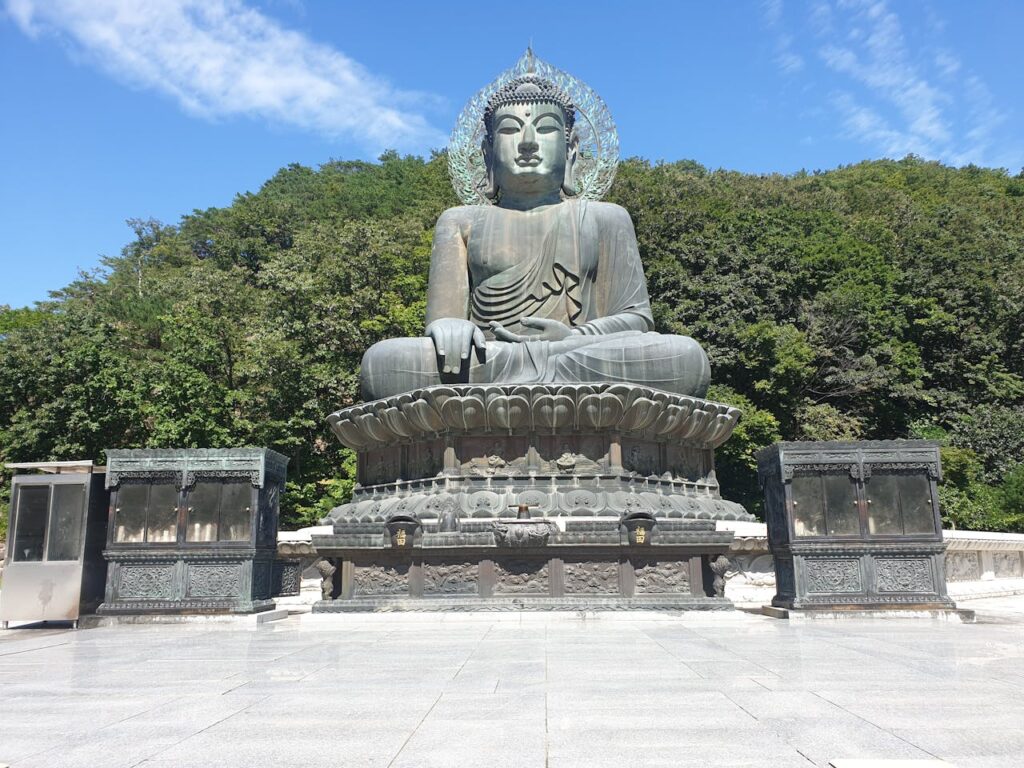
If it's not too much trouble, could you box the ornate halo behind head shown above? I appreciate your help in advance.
[448,49,620,206]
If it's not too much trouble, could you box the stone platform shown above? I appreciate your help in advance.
[3,598,1024,767]
[315,384,750,611]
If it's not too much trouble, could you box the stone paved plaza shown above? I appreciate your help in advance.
[2,598,1023,768]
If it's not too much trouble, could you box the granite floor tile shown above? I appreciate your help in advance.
[2,603,1024,767]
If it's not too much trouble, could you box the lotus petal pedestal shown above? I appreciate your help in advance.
[313,383,751,611]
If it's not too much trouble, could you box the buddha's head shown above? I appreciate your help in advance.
[481,75,579,204]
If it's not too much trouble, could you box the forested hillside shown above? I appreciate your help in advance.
[2,153,1023,532]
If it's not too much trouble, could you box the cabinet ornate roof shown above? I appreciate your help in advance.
[104,448,289,489]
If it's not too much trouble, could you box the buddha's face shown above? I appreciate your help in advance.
[489,101,568,199]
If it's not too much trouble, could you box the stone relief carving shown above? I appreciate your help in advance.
[326,485,753,524]
[273,560,303,597]
[107,470,181,489]
[187,564,242,598]
[423,563,478,595]
[875,558,932,592]
[709,555,730,598]
[353,564,409,595]
[994,552,1022,579]
[315,558,337,600]
[492,521,555,547]
[804,559,862,594]
[493,559,548,594]
[364,449,401,486]
[784,464,861,481]
[866,462,940,479]
[185,469,261,489]
[624,441,659,477]
[633,559,690,594]
[409,442,441,479]
[563,561,620,594]
[945,551,980,581]
[119,564,176,599]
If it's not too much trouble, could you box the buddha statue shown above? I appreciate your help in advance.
[359,59,710,402]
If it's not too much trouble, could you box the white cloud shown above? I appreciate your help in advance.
[949,76,1010,167]
[4,0,446,151]
[831,92,918,158]
[811,0,1016,167]
[762,0,805,75]
[934,50,960,77]
[818,1,951,149]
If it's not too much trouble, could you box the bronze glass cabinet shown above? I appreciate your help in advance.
[757,440,955,610]
[98,448,288,615]
[1,462,109,628]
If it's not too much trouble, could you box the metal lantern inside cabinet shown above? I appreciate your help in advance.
[1,461,109,628]
[757,440,955,611]
[98,448,288,615]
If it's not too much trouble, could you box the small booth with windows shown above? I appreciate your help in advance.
[1,461,109,628]
[757,440,955,611]
[99,448,288,615]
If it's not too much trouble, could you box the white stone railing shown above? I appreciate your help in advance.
[720,522,1024,605]
[267,522,1024,608]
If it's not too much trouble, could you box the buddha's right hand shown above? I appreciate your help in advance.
[425,318,487,374]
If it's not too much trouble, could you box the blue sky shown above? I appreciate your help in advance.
[2,0,1021,309]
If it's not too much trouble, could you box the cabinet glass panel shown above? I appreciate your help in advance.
[114,485,148,543]
[219,483,252,542]
[866,474,902,534]
[790,475,826,537]
[823,474,859,535]
[12,485,49,561]
[146,484,180,543]
[186,482,221,542]
[46,484,86,561]
[897,474,937,534]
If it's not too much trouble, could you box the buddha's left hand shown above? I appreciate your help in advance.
[490,317,574,342]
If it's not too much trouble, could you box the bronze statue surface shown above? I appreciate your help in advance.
[360,52,710,401]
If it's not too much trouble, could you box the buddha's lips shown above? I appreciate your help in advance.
[516,155,542,166]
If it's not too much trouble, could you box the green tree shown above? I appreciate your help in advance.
[2,153,1022,532]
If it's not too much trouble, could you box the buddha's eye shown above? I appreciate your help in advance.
[536,124,560,134]
[496,117,521,135]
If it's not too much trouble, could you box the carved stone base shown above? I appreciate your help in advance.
[312,517,734,611]
[314,596,733,612]
[324,383,752,525]
[772,546,956,610]
[317,384,748,611]
[97,551,278,615]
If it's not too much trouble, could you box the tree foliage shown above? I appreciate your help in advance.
[1,153,1022,531]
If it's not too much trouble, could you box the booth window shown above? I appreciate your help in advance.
[866,472,936,535]
[113,483,179,543]
[791,473,859,537]
[46,484,86,560]
[12,483,87,562]
[792,469,938,539]
[185,481,252,542]
[12,485,49,561]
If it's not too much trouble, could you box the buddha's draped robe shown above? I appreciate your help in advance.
[360,199,710,400]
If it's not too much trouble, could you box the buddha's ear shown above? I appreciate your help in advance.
[479,137,498,200]
[562,127,580,198]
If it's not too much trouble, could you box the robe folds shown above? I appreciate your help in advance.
[360,199,710,400]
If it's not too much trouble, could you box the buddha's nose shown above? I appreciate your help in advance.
[519,124,539,153]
